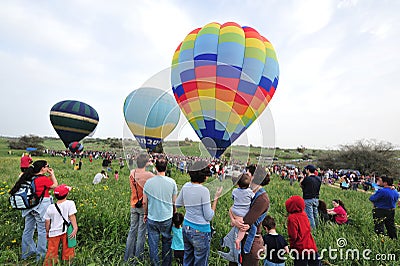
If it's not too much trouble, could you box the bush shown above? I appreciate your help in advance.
[8,135,44,155]
[318,139,399,176]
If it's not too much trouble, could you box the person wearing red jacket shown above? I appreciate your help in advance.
[285,195,321,266]
[20,153,33,173]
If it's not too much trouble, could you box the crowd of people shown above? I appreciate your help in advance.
[11,152,399,266]
[274,164,400,193]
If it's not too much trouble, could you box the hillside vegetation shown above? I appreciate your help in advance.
[0,137,399,265]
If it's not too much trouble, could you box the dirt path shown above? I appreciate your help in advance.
[326,183,373,194]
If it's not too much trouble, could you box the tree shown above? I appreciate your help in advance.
[109,139,123,149]
[297,146,306,153]
[318,139,399,177]
[8,135,45,155]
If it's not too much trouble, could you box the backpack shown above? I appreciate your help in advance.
[9,176,46,210]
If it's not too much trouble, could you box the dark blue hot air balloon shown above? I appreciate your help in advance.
[50,100,99,148]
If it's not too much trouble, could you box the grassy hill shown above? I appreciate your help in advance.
[0,137,399,265]
[1,136,321,167]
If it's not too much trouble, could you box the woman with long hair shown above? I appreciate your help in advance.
[10,160,58,261]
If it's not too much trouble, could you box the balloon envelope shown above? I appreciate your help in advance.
[50,100,99,147]
[68,141,84,153]
[123,87,180,151]
[171,22,279,158]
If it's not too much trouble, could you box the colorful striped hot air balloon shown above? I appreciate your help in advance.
[68,141,84,153]
[50,100,99,148]
[123,87,180,152]
[171,22,279,158]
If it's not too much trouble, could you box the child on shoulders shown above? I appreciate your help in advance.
[229,173,255,249]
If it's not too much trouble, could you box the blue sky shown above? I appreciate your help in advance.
[1,0,399,149]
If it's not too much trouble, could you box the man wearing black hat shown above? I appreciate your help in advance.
[300,165,321,229]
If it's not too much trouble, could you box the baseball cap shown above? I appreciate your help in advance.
[54,184,72,197]
[304,164,316,173]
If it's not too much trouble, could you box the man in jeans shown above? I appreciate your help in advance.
[124,154,154,264]
[300,165,321,229]
[143,156,178,266]
[369,176,399,239]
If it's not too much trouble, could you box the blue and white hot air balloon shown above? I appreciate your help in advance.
[123,87,180,152]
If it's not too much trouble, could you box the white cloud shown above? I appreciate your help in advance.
[290,0,335,34]
[337,0,359,9]
[0,0,400,149]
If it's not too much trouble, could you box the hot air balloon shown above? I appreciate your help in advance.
[123,87,180,152]
[171,22,279,158]
[68,141,84,153]
[50,100,99,148]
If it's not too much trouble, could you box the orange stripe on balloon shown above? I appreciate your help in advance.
[243,27,262,40]
[231,102,247,115]
[197,81,214,91]
[216,86,236,102]
[185,89,199,99]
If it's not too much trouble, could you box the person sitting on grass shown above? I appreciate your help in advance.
[92,170,108,185]
[327,199,348,225]
[340,176,350,190]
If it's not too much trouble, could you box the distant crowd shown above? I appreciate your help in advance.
[274,164,400,192]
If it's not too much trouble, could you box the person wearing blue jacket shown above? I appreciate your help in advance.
[369,176,399,239]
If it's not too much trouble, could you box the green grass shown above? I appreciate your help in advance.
[1,139,400,265]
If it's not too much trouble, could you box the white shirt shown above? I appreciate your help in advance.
[44,200,77,237]
[93,173,106,184]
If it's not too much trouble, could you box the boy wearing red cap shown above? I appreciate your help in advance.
[43,184,78,266]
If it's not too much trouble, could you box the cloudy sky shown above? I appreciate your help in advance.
[1,0,399,149]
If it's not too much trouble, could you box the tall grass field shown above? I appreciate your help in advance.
[0,143,399,265]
